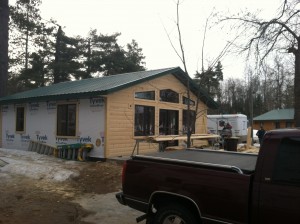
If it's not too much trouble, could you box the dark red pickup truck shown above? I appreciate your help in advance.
[116,129,300,224]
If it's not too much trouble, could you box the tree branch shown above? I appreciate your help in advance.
[176,0,188,74]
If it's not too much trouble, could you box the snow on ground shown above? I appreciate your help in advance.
[0,148,82,181]
[0,148,145,224]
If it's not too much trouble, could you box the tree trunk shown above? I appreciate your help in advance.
[0,0,9,97]
[294,47,300,126]
[25,9,29,70]
[53,26,62,84]
[186,80,191,148]
[87,39,91,78]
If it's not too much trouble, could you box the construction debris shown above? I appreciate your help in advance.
[237,144,259,154]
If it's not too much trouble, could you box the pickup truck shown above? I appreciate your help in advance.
[116,128,300,224]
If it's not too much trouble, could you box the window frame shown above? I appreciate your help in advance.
[182,109,196,134]
[15,106,25,133]
[135,91,155,100]
[182,96,195,106]
[160,89,179,104]
[272,137,300,186]
[134,105,155,136]
[286,121,293,128]
[56,103,78,137]
[275,121,280,129]
[159,109,179,135]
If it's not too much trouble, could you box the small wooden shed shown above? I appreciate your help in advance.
[253,108,295,130]
[0,67,217,159]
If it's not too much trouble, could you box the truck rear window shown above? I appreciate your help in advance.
[273,138,300,185]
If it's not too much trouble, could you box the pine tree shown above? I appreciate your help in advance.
[0,0,9,97]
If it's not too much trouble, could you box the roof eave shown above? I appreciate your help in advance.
[105,67,183,94]
[0,91,108,105]
[172,69,219,110]
[254,118,294,121]
[0,67,218,109]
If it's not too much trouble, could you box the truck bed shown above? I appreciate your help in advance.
[134,149,257,174]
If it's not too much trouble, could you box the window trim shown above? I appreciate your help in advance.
[15,106,26,133]
[56,102,78,138]
[182,96,195,106]
[135,90,155,101]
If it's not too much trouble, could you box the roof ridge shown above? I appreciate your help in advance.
[0,67,180,102]
[60,67,179,84]
[0,66,218,110]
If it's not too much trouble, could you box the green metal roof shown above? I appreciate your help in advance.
[253,108,294,121]
[0,67,218,109]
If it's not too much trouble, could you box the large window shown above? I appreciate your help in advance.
[135,91,155,100]
[16,107,25,132]
[134,105,155,136]
[57,104,77,136]
[182,110,196,134]
[159,109,179,135]
[273,138,300,186]
[160,89,179,103]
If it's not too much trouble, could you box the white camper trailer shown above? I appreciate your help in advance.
[207,114,248,142]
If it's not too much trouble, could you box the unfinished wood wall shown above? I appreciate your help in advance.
[105,74,208,158]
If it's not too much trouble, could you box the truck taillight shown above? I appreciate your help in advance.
[122,161,127,187]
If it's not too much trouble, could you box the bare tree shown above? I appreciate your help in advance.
[163,0,192,147]
[0,0,9,97]
[220,0,300,126]
[219,57,294,119]
[164,0,230,147]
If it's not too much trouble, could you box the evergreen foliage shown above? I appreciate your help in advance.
[8,1,146,93]
[0,0,9,97]
[194,61,223,100]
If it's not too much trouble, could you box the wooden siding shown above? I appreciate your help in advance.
[105,74,208,158]
[253,120,295,131]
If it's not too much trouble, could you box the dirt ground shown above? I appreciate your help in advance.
[0,150,143,224]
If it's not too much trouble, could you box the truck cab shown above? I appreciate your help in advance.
[117,128,300,224]
[251,128,300,223]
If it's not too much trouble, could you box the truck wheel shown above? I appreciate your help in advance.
[151,204,198,224]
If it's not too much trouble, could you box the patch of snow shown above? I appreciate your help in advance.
[252,129,259,143]
[253,143,260,148]
[74,193,145,224]
[0,148,81,182]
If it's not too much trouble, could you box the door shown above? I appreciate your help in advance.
[257,137,300,223]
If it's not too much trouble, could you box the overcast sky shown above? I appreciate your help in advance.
[13,0,284,79]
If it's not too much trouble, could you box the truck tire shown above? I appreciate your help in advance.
[151,204,198,224]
